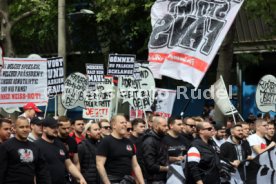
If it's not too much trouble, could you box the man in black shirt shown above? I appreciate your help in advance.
[57,116,80,169]
[163,117,189,163]
[78,122,101,183]
[96,115,144,184]
[0,117,50,184]
[35,117,86,184]
[182,117,196,145]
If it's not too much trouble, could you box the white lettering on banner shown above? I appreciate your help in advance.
[255,75,276,113]
[119,66,155,110]
[86,64,105,88]
[107,54,135,77]
[148,0,244,88]
[47,57,64,96]
[61,72,88,109]
[0,57,48,107]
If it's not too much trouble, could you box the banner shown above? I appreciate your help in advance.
[86,63,105,88]
[129,106,144,121]
[47,57,64,97]
[0,46,3,71]
[61,72,88,109]
[153,88,176,118]
[0,57,48,107]
[246,147,276,184]
[210,77,237,115]
[255,75,276,113]
[119,66,155,110]
[83,76,114,120]
[107,54,135,77]
[148,0,244,88]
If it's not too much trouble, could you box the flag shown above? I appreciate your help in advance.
[210,76,237,115]
[246,147,276,184]
[148,0,244,88]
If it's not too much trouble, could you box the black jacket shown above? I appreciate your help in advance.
[78,139,99,184]
[141,130,169,181]
[186,138,221,184]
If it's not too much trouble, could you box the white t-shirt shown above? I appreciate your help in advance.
[247,134,267,158]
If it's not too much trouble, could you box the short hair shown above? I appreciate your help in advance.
[110,114,125,127]
[99,119,109,128]
[231,124,242,131]
[196,121,205,132]
[168,117,182,126]
[268,121,274,126]
[132,118,145,127]
[0,118,12,127]
[192,116,204,122]
[72,117,84,125]
[86,122,99,132]
[255,118,266,127]
[58,116,70,123]
[15,117,29,126]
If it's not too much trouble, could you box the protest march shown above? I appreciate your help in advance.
[0,0,276,184]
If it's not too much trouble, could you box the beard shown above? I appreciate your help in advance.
[46,133,57,140]
[234,134,243,141]
[157,127,167,137]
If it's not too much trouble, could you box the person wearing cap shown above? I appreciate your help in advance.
[212,124,226,148]
[27,117,43,142]
[20,102,42,122]
[35,117,87,184]
[0,117,50,184]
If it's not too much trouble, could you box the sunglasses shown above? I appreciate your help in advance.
[127,128,133,132]
[202,127,213,131]
[102,126,111,130]
[186,124,196,128]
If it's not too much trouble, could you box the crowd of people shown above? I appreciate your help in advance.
[0,102,275,184]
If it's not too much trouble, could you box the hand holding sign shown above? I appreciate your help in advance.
[62,72,88,109]
[255,75,276,112]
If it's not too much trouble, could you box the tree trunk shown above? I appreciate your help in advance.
[0,0,15,57]
[214,23,236,125]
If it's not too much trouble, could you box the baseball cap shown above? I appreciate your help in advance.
[43,117,59,128]
[30,117,43,125]
[214,123,226,131]
[23,102,42,113]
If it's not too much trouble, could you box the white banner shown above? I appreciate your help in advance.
[62,72,88,109]
[83,76,114,120]
[255,75,276,113]
[154,88,176,118]
[0,57,48,107]
[210,77,237,115]
[148,0,244,88]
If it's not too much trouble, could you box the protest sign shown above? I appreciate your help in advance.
[0,57,48,107]
[255,75,276,112]
[119,66,155,110]
[107,54,135,77]
[83,76,114,120]
[86,63,105,88]
[0,46,3,72]
[154,88,176,118]
[47,57,64,97]
[133,62,141,80]
[148,0,244,88]
[129,106,144,121]
[61,72,88,109]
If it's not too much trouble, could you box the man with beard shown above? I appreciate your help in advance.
[163,117,189,163]
[96,115,144,184]
[57,116,80,169]
[141,116,169,184]
[186,121,221,184]
[78,122,101,183]
[182,117,196,146]
[220,124,252,183]
[27,117,43,142]
[212,124,226,148]
[35,117,86,184]
[0,117,50,184]
[0,118,12,144]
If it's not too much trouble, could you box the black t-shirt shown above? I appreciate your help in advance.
[58,136,78,160]
[162,134,189,157]
[35,138,69,184]
[0,137,50,184]
[96,135,135,179]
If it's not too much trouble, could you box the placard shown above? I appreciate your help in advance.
[107,54,135,76]
[86,63,105,88]
[47,57,64,97]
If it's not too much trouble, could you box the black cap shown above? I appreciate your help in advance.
[30,117,43,125]
[214,123,226,131]
[43,117,58,128]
